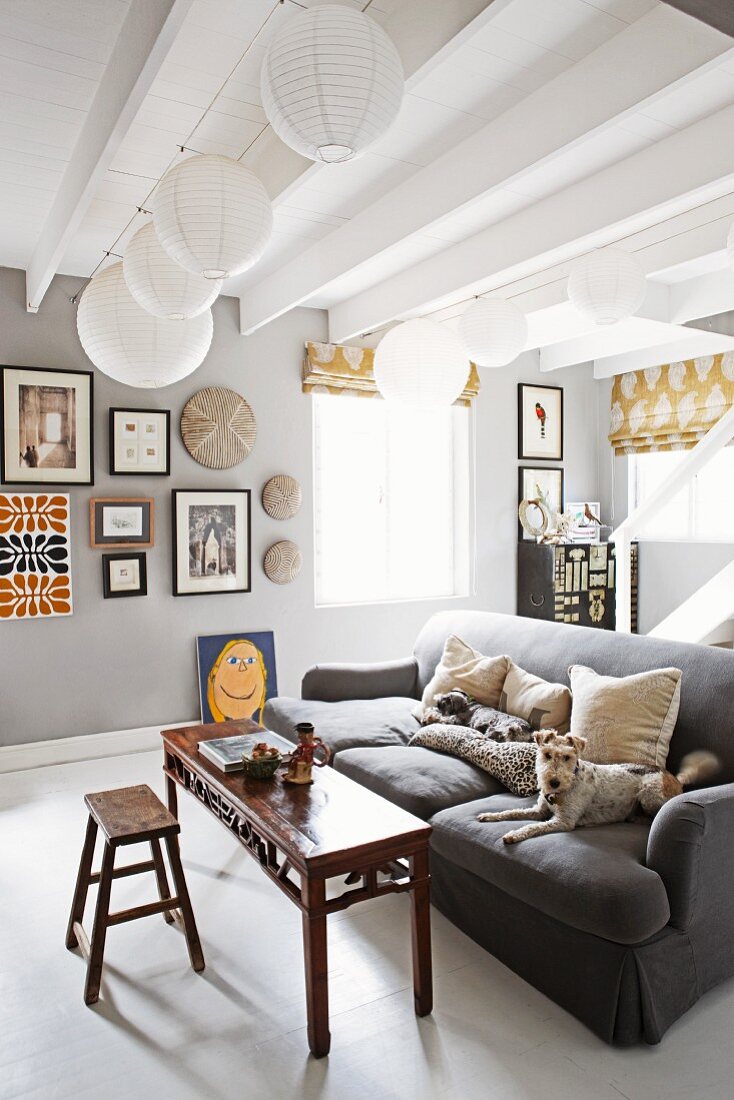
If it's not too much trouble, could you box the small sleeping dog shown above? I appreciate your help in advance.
[422,688,533,743]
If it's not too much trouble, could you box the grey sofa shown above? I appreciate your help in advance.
[264,610,734,1045]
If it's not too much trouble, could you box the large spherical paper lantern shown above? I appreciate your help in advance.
[459,297,527,368]
[123,222,222,319]
[77,262,213,388]
[373,319,469,408]
[153,154,272,278]
[567,247,646,326]
[261,5,404,163]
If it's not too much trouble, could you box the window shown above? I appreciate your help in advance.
[313,395,471,605]
[628,448,734,541]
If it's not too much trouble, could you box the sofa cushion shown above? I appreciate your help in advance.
[263,696,418,757]
[430,793,671,944]
[415,635,510,720]
[334,745,505,820]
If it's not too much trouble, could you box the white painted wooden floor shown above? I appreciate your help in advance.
[3,748,734,1100]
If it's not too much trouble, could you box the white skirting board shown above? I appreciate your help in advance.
[0,720,196,774]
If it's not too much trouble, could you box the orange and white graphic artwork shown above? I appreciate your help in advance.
[0,493,72,619]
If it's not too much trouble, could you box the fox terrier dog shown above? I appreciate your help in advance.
[477,728,719,844]
[422,688,533,742]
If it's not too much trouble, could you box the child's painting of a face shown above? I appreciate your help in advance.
[197,632,277,724]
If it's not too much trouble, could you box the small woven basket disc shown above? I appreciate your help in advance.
[181,386,256,469]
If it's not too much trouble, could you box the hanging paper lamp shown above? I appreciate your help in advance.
[261,5,404,163]
[123,222,222,319]
[77,262,213,388]
[373,319,469,408]
[153,154,273,279]
[567,247,646,325]
[458,297,527,368]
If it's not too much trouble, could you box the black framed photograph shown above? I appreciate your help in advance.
[103,552,147,598]
[518,383,563,461]
[109,408,170,476]
[518,466,564,542]
[1,366,93,485]
[90,497,154,549]
[172,489,251,597]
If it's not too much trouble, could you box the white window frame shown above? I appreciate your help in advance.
[312,395,473,607]
[628,449,734,542]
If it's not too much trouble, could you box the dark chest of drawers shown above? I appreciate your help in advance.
[517,541,638,632]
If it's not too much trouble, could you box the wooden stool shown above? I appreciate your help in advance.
[66,784,204,1004]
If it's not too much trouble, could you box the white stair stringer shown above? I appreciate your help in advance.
[648,560,734,644]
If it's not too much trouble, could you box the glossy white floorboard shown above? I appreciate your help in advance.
[2,749,734,1100]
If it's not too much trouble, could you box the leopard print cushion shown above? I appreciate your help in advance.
[409,725,538,797]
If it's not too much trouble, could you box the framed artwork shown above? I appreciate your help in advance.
[566,501,602,543]
[1,366,93,485]
[103,552,147,598]
[518,466,564,541]
[172,489,251,597]
[518,383,563,461]
[90,498,154,549]
[109,408,170,476]
[196,631,278,724]
[0,492,73,619]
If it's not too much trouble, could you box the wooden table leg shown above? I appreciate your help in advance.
[301,877,330,1058]
[409,847,432,1017]
[66,815,98,949]
[166,769,178,819]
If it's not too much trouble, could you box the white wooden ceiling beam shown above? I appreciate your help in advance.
[328,101,734,342]
[25,0,193,313]
[592,329,734,377]
[240,4,732,334]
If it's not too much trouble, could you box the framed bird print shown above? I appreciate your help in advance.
[518,383,563,461]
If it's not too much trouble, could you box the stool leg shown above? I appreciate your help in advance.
[164,835,205,973]
[150,837,175,925]
[84,841,115,1006]
[66,816,98,950]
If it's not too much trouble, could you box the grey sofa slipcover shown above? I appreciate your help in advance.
[263,611,734,1044]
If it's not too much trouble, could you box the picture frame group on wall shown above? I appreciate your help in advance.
[518,383,563,461]
[90,498,154,549]
[103,552,147,599]
[1,366,93,486]
[109,408,170,476]
[172,489,251,597]
[518,466,564,542]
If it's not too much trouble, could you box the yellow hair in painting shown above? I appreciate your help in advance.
[207,638,268,724]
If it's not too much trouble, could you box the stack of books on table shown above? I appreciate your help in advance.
[197,735,257,773]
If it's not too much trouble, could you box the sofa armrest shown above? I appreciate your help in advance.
[646,783,734,931]
[301,657,419,703]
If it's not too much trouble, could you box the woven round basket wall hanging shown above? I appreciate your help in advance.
[264,540,302,584]
[262,474,302,520]
[180,386,256,469]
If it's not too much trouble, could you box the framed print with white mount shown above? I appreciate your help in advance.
[90,497,154,549]
[103,552,147,598]
[172,489,251,597]
[109,408,170,475]
[1,366,93,485]
[518,383,563,461]
[518,466,564,542]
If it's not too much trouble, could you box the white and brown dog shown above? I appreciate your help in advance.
[478,729,719,844]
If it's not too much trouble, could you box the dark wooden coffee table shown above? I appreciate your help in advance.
[161,720,432,1057]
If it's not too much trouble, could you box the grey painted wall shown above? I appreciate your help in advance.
[0,267,600,746]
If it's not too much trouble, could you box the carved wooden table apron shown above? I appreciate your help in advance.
[161,721,433,1058]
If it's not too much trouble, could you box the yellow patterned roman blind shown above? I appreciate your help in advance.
[303,341,480,406]
[609,352,734,456]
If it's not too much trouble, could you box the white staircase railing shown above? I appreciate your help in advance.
[613,403,734,633]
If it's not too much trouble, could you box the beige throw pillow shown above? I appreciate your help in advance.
[569,664,682,767]
[416,635,510,719]
[500,661,572,733]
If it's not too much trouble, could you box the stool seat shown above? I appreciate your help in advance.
[67,784,204,1004]
[85,784,179,846]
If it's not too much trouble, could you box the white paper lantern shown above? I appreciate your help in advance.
[77,262,213,388]
[123,222,222,319]
[567,247,646,325]
[261,5,404,163]
[459,297,527,368]
[153,154,273,278]
[373,319,469,408]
